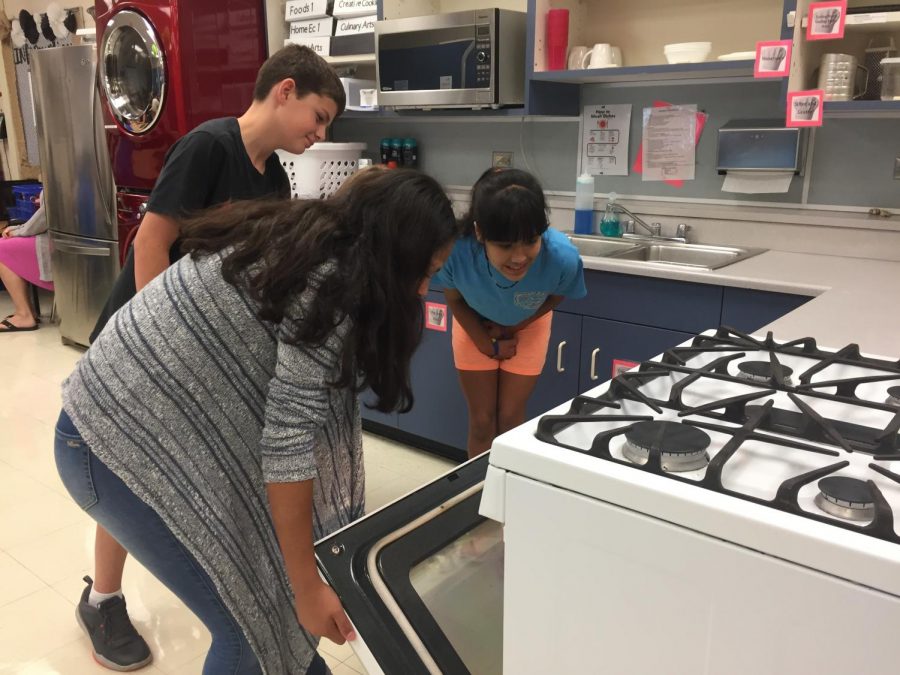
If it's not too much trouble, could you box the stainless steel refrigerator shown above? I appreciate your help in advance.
[31,44,118,347]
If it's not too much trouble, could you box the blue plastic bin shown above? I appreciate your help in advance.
[6,205,35,222]
[12,183,42,203]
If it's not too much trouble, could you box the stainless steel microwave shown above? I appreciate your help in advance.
[375,8,526,110]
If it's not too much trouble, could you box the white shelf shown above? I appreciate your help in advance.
[325,53,376,65]
[800,10,900,32]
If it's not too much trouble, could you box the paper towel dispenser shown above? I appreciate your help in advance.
[716,120,802,175]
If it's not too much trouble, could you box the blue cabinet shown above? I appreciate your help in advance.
[526,311,582,419]
[579,317,693,394]
[721,287,811,333]
[560,271,723,334]
[364,270,811,461]
[397,291,469,453]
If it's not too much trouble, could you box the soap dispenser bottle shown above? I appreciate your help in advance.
[574,173,595,235]
[600,192,621,237]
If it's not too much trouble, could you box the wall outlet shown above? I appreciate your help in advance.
[492,151,513,169]
[894,157,900,180]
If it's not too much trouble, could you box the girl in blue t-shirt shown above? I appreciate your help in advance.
[432,168,586,458]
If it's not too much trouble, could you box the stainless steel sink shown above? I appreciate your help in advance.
[568,235,766,271]
[567,235,644,258]
[609,243,766,270]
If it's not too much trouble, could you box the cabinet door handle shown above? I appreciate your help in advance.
[590,347,600,381]
[556,341,567,372]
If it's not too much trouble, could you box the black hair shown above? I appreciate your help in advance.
[460,168,550,242]
[180,168,457,413]
[253,44,346,116]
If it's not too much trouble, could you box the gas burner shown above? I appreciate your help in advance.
[887,386,900,407]
[737,361,794,386]
[814,476,875,522]
[622,421,711,472]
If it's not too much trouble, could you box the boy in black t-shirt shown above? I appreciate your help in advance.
[77,45,345,672]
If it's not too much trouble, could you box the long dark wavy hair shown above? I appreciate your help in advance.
[460,167,550,242]
[180,168,457,412]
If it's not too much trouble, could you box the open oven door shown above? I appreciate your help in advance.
[315,454,501,675]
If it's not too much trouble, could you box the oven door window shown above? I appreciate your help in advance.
[316,456,500,675]
[100,10,166,135]
[409,520,503,673]
[378,26,482,92]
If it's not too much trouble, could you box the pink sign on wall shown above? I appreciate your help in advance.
[754,40,792,78]
[611,359,639,378]
[786,89,825,127]
[806,1,847,41]
[425,302,448,331]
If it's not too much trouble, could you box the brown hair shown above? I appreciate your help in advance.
[253,44,346,116]
[180,168,458,413]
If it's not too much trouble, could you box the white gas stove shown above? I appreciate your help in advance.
[481,327,900,675]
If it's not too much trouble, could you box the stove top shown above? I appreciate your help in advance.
[533,327,900,544]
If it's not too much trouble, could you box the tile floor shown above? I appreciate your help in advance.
[0,295,456,674]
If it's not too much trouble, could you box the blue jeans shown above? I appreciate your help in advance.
[54,409,327,675]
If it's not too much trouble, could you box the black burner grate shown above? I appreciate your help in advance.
[534,327,900,543]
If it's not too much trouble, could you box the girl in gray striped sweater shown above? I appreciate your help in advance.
[56,168,458,674]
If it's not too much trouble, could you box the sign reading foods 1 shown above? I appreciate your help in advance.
[284,0,329,22]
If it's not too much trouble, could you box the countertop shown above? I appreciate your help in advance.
[579,250,900,357]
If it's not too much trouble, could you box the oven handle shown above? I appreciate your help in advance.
[590,347,600,380]
[556,340,567,373]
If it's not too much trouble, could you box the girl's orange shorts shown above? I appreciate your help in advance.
[450,312,552,376]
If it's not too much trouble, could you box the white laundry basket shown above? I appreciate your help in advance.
[277,142,367,199]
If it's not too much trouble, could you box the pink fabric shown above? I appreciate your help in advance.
[0,236,54,290]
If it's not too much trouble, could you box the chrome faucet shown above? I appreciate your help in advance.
[616,207,661,237]
[607,202,691,243]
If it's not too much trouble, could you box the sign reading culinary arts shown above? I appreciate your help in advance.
[335,15,377,36]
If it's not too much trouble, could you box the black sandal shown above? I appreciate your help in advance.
[3,314,39,324]
[0,318,38,332]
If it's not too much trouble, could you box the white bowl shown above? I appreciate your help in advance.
[663,42,712,64]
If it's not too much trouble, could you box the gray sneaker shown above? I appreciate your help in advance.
[76,576,153,671]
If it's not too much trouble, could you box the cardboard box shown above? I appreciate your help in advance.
[334,14,376,36]
[332,0,378,19]
[284,35,331,57]
[284,0,329,22]
[289,17,334,39]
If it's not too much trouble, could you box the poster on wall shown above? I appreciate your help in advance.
[579,104,632,176]
[754,40,792,78]
[641,105,698,182]
[786,89,824,127]
[806,1,847,41]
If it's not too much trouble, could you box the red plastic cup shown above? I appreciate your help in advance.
[546,9,569,70]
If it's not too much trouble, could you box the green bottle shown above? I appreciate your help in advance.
[600,200,621,238]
